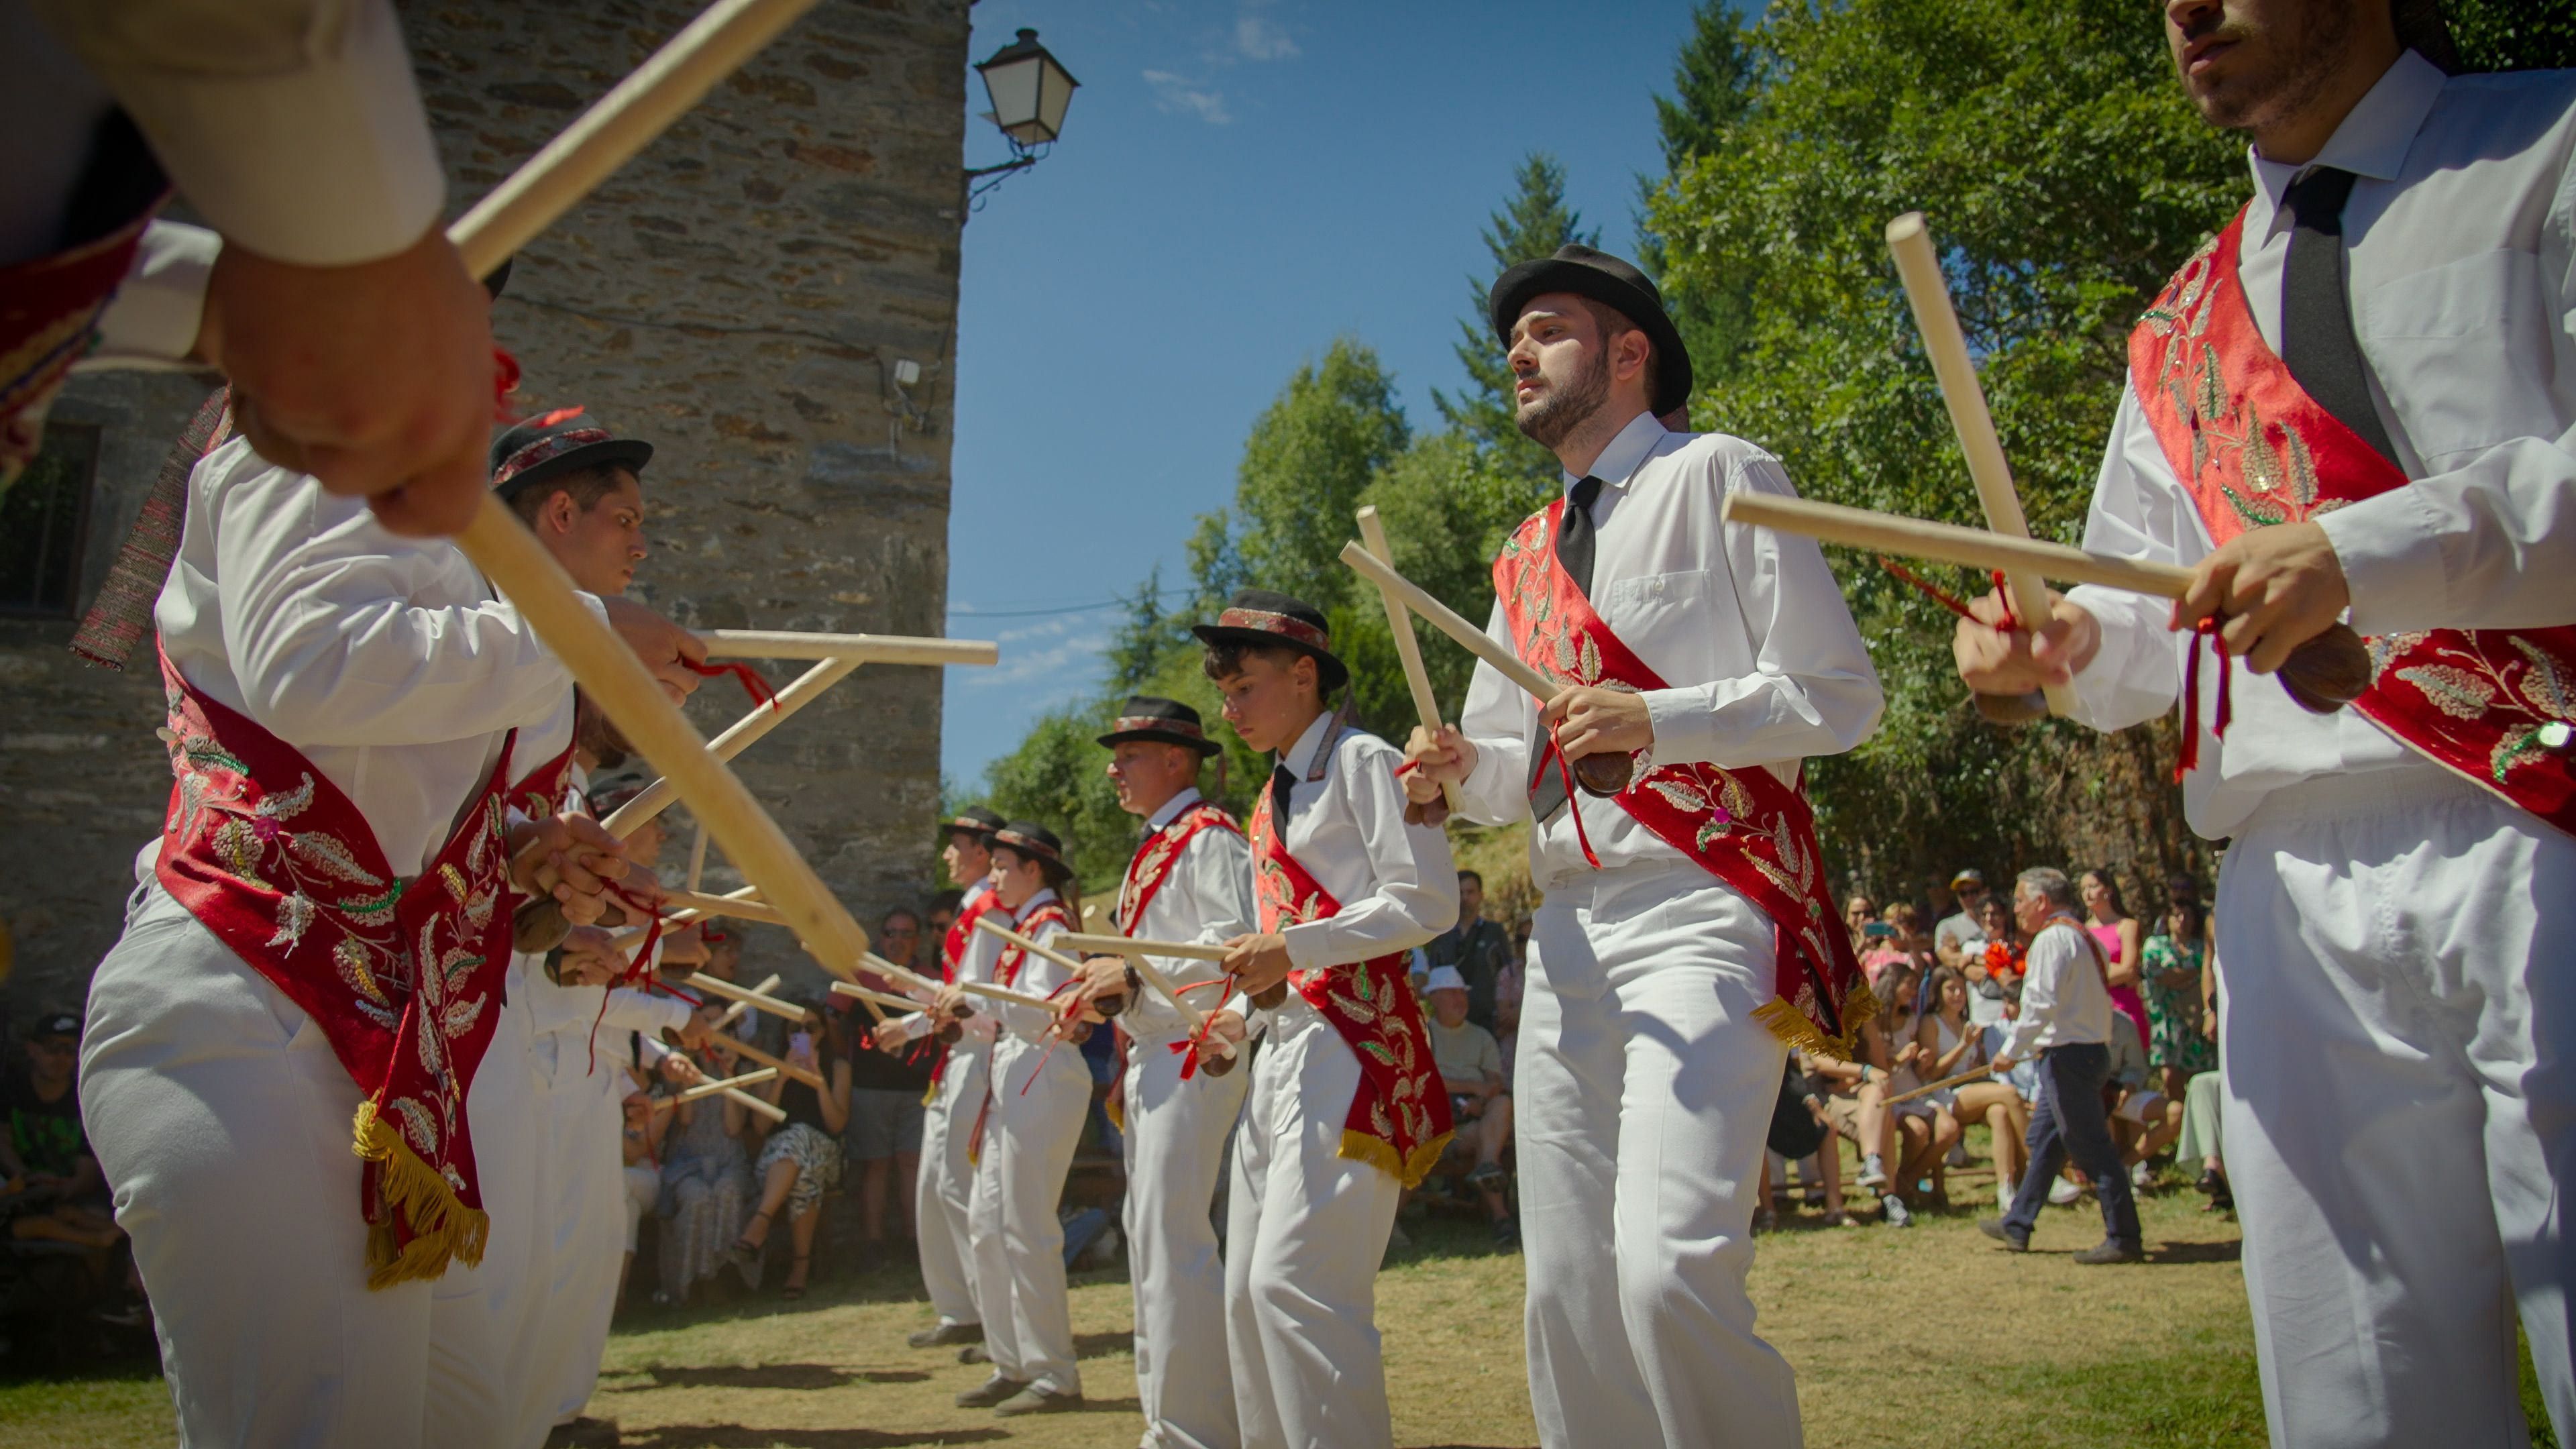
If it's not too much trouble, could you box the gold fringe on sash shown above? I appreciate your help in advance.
[1752,977,1882,1063]
[353,1100,490,1289]
[1339,1127,1454,1191]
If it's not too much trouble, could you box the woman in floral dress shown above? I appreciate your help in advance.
[2139,900,2216,1100]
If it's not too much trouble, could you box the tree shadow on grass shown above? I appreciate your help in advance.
[2147,1238,2242,1267]
[613,1363,930,1392]
[621,1426,1008,1448]
[1073,1330,1134,1359]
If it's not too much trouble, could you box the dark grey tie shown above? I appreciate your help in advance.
[1529,476,1607,821]
[2280,166,2399,468]
[1267,763,1297,831]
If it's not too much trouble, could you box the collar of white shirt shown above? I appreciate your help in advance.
[1281,710,1338,781]
[1019,886,1060,918]
[2248,48,2444,223]
[1562,409,1670,499]
[1147,786,1203,830]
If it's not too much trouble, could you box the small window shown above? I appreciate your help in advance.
[0,423,99,617]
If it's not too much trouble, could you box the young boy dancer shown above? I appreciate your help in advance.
[76,429,700,1446]
[955,823,1090,1417]
[905,806,1012,1350]
[1199,591,1458,1449]
[1405,245,1882,1448]
[1072,695,1254,1448]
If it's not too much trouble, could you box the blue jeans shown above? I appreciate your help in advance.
[2002,1042,2141,1249]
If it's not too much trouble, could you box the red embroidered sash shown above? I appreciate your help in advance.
[1494,504,1874,1053]
[994,900,1071,988]
[1250,780,1452,1187]
[930,883,1006,1089]
[1117,801,1243,931]
[2,205,158,490]
[154,653,515,1287]
[2133,212,2576,833]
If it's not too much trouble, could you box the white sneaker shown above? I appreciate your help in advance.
[2130,1161,2153,1189]
[1997,1179,2015,1210]
[1860,1154,1888,1189]
[2048,1176,2082,1206]
[1880,1193,1913,1228]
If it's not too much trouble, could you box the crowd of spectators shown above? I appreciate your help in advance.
[0,1009,146,1360]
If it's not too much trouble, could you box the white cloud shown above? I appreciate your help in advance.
[1144,68,1232,125]
[1234,11,1298,61]
[957,609,1117,692]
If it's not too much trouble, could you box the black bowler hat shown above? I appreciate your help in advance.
[1097,695,1220,756]
[488,407,655,503]
[944,806,1005,842]
[1192,589,1348,693]
[1487,244,1695,419]
[993,820,1066,863]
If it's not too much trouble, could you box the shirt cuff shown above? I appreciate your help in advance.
[1641,685,1710,772]
[2314,489,2448,636]
[1281,919,1336,975]
[103,0,445,266]
[86,221,217,366]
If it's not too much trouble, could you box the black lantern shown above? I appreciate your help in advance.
[975,28,1080,147]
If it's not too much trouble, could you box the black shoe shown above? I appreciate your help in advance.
[543,1417,621,1448]
[2074,1240,2145,1265]
[958,1343,991,1364]
[907,1320,983,1349]
[1466,1160,1506,1191]
[1977,1216,2029,1252]
[955,1375,1031,1408]
[1491,1214,1521,1250]
[993,1385,1083,1417]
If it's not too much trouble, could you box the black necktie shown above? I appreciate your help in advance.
[1529,476,1605,821]
[1555,475,1605,599]
[1268,763,1298,832]
[2280,166,2400,468]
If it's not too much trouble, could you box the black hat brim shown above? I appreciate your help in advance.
[1190,624,1349,693]
[1096,726,1222,755]
[494,437,656,500]
[1489,259,1695,419]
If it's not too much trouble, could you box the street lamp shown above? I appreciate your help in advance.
[965,27,1079,207]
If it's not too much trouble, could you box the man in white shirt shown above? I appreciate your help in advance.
[77,435,700,1448]
[1978,868,2137,1263]
[1065,695,1254,1449]
[1953,5,2576,1443]
[1199,592,1458,1449]
[12,0,498,533]
[1405,245,1882,1449]
[904,808,1012,1352]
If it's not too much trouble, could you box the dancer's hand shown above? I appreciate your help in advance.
[554,926,623,987]
[657,1052,705,1088]
[1221,933,1294,998]
[2171,521,2351,675]
[1403,724,1477,797]
[603,597,710,703]
[1206,1010,1247,1055]
[658,924,710,969]
[1544,686,1652,761]
[1953,587,2097,696]
[508,812,629,924]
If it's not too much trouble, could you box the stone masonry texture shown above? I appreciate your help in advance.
[0,0,974,1019]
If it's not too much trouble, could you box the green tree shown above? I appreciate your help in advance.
[2440,0,2576,70]
[1230,338,1412,608]
[1638,1,1765,388]
[1433,154,1597,481]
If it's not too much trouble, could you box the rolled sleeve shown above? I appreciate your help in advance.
[2316,435,2576,633]
[83,220,217,367]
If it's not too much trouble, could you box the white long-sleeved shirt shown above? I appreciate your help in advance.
[155,435,604,876]
[2068,52,2576,838]
[1996,918,2115,1062]
[987,887,1073,1043]
[15,0,444,268]
[1456,411,1884,891]
[1226,712,1456,1027]
[1113,787,1255,1043]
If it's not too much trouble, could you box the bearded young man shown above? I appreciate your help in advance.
[1951,3,2576,1443]
[1404,246,1882,1449]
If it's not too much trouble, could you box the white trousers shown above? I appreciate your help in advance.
[82,880,435,1449]
[2218,769,2575,1449]
[916,1044,990,1328]
[968,1036,1092,1394]
[1519,860,1801,1449]
[1122,1024,1252,1449]
[1224,1002,1403,1449]
[425,959,549,1449]
[521,1026,627,1430]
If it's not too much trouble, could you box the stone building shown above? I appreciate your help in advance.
[0,0,975,1017]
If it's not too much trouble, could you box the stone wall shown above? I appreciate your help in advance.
[0,0,973,1017]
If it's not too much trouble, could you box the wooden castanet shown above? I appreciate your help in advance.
[1720,492,2374,714]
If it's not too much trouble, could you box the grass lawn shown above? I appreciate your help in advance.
[3,1141,2556,1448]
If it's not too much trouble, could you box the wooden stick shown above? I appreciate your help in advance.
[1719,492,2193,596]
[696,630,999,666]
[859,953,945,1002]
[1882,1063,1996,1108]
[1338,541,1556,702]
[611,883,763,949]
[1887,211,2078,717]
[710,972,783,1032]
[449,0,828,277]
[658,890,789,926]
[1061,934,1233,1060]
[973,915,1090,975]
[684,821,710,894]
[674,1067,777,1103]
[720,1032,824,1089]
[601,656,861,839]
[1356,506,1461,820]
[684,972,804,1020]
[830,981,928,1016]
[1056,930,1232,963]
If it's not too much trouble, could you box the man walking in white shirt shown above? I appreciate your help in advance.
[1978,868,2139,1263]
[1405,245,1882,1449]
[1953,3,2576,1442]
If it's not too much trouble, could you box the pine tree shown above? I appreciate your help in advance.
[1638,1,1762,388]
[1432,154,1597,481]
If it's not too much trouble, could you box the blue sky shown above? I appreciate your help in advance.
[942,0,1709,786]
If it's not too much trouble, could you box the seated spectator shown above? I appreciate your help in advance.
[1933,868,1992,971]
[1803,1007,1911,1226]
[1761,1057,1848,1228]
[2140,900,2216,1101]
[732,1002,853,1300]
[2106,1008,2180,1189]
[1492,948,1524,1090]
[2176,1069,2230,1211]
[1844,893,1878,961]
[1426,869,1515,1031]
[1964,895,2024,1028]
[1878,973,1960,1208]
[1420,967,1516,1248]
[619,1087,667,1309]
[842,907,933,1275]
[656,1020,759,1305]
[1,1012,121,1252]
[1917,966,2027,1209]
